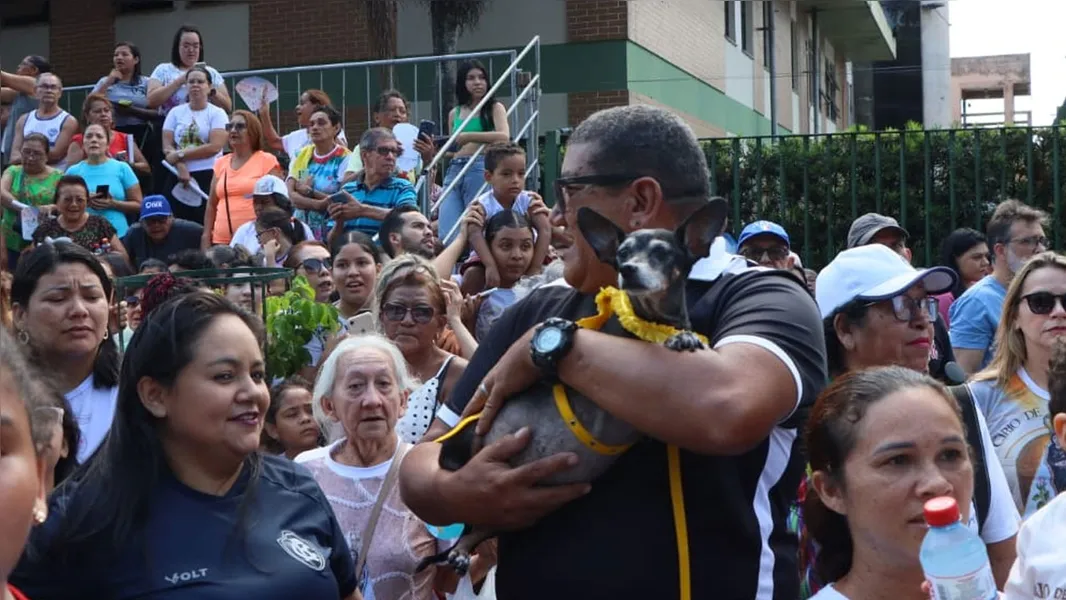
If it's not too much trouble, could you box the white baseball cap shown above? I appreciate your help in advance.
[250,174,289,199]
[815,244,957,319]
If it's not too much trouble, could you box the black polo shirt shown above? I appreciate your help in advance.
[442,267,827,600]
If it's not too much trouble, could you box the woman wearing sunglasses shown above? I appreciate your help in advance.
[372,255,467,443]
[202,110,282,248]
[290,241,334,303]
[965,251,1066,518]
[796,244,1021,596]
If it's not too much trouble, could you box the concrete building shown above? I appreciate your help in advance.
[951,53,1032,127]
[2,0,896,138]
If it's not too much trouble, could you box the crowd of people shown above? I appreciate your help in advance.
[2,22,1066,600]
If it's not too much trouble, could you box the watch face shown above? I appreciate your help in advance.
[535,327,563,353]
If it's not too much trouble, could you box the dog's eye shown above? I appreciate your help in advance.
[616,247,628,260]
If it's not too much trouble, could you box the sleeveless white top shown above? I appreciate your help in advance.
[396,355,455,444]
[23,108,72,169]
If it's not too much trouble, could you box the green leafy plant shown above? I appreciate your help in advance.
[265,276,341,380]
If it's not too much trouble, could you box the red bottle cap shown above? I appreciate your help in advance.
[923,496,960,527]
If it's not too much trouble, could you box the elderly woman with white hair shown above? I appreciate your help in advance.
[296,334,442,600]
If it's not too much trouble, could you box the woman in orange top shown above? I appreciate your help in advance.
[201,110,282,247]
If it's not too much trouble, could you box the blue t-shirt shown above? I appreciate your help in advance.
[12,455,358,600]
[336,175,417,236]
[948,274,1008,368]
[66,158,139,237]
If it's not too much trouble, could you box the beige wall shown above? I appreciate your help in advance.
[115,3,250,73]
[0,24,50,73]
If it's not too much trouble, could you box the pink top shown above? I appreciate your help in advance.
[297,440,439,600]
[934,291,955,329]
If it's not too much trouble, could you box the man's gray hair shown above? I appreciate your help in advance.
[360,127,396,153]
[567,105,709,203]
[37,72,61,87]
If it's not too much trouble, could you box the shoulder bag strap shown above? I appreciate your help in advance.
[222,170,234,236]
[951,383,991,529]
[354,442,412,580]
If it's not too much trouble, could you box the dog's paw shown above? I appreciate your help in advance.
[448,551,472,576]
[665,331,705,352]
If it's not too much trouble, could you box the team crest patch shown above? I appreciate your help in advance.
[277,530,327,571]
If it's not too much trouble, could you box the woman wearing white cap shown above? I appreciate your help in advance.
[796,243,1019,597]
[228,174,314,255]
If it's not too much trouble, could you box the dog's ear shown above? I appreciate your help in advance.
[577,207,626,265]
[675,197,729,260]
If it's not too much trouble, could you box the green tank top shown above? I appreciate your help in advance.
[452,106,489,134]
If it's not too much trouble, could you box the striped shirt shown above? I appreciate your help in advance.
[337,175,417,236]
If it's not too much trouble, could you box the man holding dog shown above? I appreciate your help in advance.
[399,105,827,599]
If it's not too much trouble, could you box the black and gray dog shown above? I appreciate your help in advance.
[418,197,729,575]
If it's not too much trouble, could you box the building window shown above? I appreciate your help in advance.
[0,0,49,26]
[762,1,773,68]
[790,20,799,90]
[823,58,840,121]
[725,1,736,43]
[741,1,755,55]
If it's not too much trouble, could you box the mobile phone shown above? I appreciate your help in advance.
[418,119,438,138]
[347,312,375,336]
[95,184,109,196]
[327,192,348,205]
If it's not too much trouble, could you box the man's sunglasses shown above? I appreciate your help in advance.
[740,246,790,262]
[374,146,402,157]
[1021,292,1066,315]
[300,258,331,273]
[225,122,248,132]
[382,302,435,324]
[553,174,705,213]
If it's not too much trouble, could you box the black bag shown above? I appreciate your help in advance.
[950,383,991,531]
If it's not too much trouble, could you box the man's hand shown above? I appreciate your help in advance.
[469,325,541,434]
[437,427,589,530]
[326,191,365,223]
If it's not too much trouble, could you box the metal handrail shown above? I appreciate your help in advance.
[430,73,540,215]
[415,36,541,212]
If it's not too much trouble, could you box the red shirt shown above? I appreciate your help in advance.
[71,130,131,159]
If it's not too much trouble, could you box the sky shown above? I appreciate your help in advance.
[949,0,1066,125]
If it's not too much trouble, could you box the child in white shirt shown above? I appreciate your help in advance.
[1004,341,1066,599]
[461,142,550,295]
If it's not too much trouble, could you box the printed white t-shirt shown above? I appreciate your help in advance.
[65,375,119,462]
[1004,490,1066,598]
[149,62,226,115]
[969,369,1053,516]
[162,102,228,173]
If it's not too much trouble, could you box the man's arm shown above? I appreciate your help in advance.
[0,71,36,96]
[48,117,79,164]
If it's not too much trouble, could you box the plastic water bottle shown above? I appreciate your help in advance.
[919,496,998,600]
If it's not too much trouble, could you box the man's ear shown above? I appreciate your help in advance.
[675,197,728,260]
[388,231,401,253]
[576,207,626,266]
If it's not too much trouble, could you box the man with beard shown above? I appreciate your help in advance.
[398,105,827,600]
[951,199,1048,374]
[379,205,435,259]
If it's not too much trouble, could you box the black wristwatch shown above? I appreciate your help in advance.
[530,318,579,379]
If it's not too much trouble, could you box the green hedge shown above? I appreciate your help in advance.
[704,124,1065,269]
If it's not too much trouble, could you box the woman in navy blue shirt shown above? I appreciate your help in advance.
[12,290,360,600]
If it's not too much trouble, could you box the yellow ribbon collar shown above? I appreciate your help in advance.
[576,287,709,346]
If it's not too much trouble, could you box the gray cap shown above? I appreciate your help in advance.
[846,213,910,249]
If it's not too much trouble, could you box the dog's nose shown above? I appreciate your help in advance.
[619,263,637,279]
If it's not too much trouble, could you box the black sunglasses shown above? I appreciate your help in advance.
[382,302,435,324]
[300,258,331,272]
[553,174,639,213]
[1022,292,1066,315]
[374,146,402,157]
[225,122,248,132]
[740,245,790,262]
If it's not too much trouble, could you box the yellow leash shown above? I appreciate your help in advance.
[434,286,696,599]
